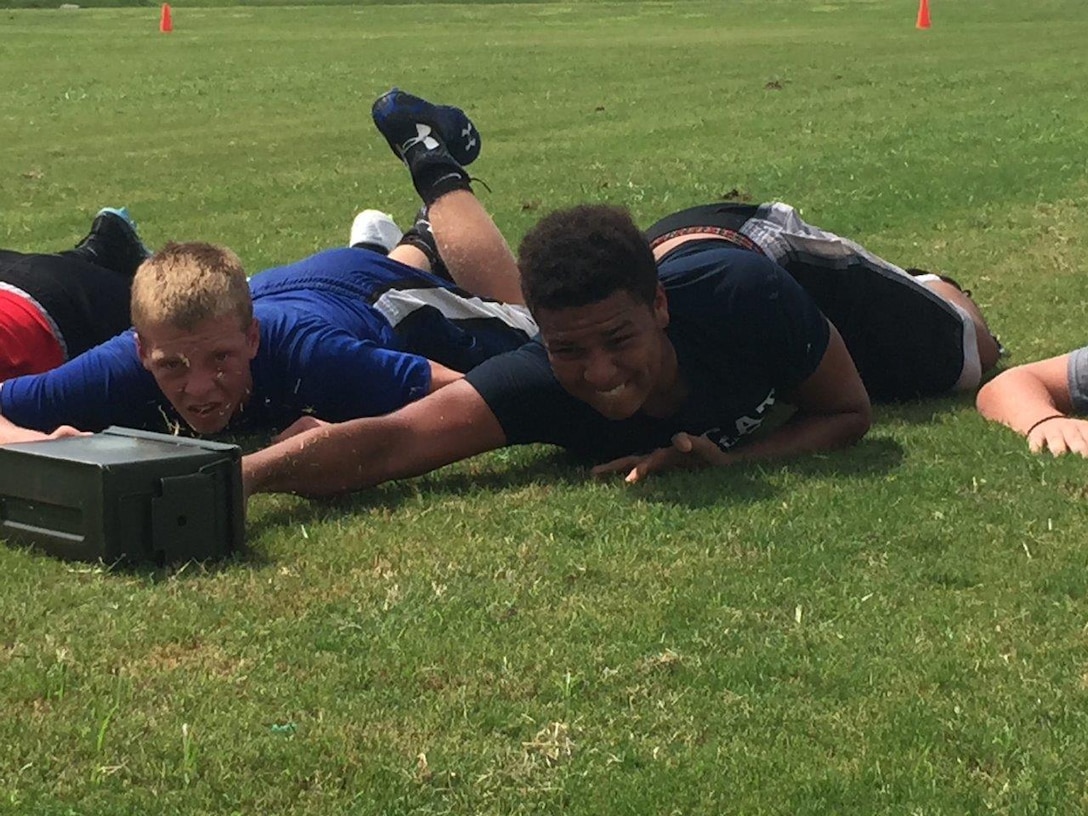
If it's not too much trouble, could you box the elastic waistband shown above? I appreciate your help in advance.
[647,225,765,255]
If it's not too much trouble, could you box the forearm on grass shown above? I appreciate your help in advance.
[727,406,872,464]
[737,321,871,462]
[976,356,1075,435]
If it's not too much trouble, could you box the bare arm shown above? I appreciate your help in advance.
[976,353,1088,456]
[976,354,1074,426]
[0,410,44,444]
[594,323,871,481]
[0,409,86,445]
[243,379,507,498]
[729,322,871,459]
[427,359,464,393]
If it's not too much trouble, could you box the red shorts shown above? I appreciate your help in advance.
[0,287,64,379]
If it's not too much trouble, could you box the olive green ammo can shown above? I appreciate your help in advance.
[0,427,243,564]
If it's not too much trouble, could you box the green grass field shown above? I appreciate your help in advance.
[3,0,1088,812]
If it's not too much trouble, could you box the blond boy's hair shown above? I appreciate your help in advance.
[131,242,252,331]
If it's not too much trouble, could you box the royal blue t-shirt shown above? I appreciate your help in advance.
[0,248,494,434]
[464,242,831,460]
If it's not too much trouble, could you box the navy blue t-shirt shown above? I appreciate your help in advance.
[464,243,830,461]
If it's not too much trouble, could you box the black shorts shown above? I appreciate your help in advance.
[646,202,976,401]
[0,250,132,359]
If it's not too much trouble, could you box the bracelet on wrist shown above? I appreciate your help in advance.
[1026,414,1066,436]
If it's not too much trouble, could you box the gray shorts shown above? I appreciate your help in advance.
[1068,347,1088,414]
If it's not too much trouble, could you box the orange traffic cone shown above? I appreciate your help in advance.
[916,0,931,29]
[160,3,173,33]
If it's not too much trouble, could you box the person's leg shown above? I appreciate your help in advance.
[911,275,1002,375]
[0,247,131,361]
[344,230,538,371]
[371,89,523,305]
[349,207,445,276]
[424,190,522,304]
[387,241,431,271]
[736,202,989,399]
[388,209,450,280]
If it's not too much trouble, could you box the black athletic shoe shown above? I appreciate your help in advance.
[371,88,481,167]
[71,207,152,277]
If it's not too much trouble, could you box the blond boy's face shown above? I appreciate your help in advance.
[136,313,260,435]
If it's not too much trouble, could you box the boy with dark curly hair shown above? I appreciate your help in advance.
[244,90,885,496]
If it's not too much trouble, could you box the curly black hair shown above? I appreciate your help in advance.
[517,204,658,313]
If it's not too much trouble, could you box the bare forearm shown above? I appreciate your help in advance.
[977,365,1074,434]
[0,412,22,444]
[243,418,404,498]
[244,380,508,498]
[730,409,871,463]
[0,411,51,445]
[736,322,870,462]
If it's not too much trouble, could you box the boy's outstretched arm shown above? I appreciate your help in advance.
[242,379,507,498]
[592,323,871,482]
[0,404,87,445]
[977,352,1088,456]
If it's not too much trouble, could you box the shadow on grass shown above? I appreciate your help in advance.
[123,539,274,580]
[0,537,274,582]
[625,436,906,509]
[247,436,906,530]
[61,434,906,572]
[872,393,973,426]
[246,448,585,537]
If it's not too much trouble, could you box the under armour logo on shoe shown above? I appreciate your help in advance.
[400,123,440,154]
[461,125,477,151]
